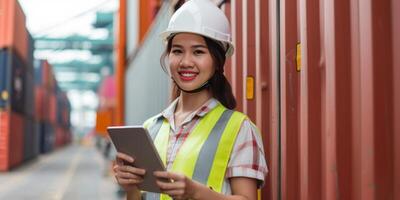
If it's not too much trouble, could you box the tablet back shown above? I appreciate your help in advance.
[107,126,166,193]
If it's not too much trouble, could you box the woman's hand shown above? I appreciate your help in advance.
[113,152,146,192]
[154,171,200,200]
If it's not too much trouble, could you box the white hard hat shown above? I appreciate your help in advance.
[160,0,234,57]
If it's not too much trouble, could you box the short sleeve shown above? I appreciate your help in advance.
[226,119,268,187]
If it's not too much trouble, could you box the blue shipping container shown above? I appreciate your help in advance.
[24,70,35,118]
[23,117,40,161]
[0,49,26,113]
[33,59,43,85]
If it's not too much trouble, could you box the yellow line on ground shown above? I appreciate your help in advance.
[52,148,82,200]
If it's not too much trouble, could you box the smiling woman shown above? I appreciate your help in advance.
[113,0,268,200]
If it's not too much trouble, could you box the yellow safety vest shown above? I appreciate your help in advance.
[143,103,247,200]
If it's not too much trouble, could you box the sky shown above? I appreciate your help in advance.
[19,0,117,37]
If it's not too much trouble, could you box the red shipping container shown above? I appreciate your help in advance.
[0,110,24,171]
[34,86,50,121]
[41,61,56,91]
[49,93,57,123]
[221,0,400,199]
[0,0,28,61]
[34,86,43,120]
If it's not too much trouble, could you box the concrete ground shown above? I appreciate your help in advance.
[0,143,125,200]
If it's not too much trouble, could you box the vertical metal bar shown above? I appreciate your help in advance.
[359,0,375,198]
[393,0,400,199]
[245,0,256,121]
[299,0,323,199]
[235,0,243,111]
[230,0,237,101]
[350,0,361,199]
[255,0,262,132]
[116,0,127,125]
[280,0,300,198]
[242,0,248,114]
[267,0,281,198]
[223,2,233,85]
[371,0,394,199]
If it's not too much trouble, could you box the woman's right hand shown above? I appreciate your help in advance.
[113,152,146,192]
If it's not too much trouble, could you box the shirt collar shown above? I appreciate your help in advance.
[161,97,220,123]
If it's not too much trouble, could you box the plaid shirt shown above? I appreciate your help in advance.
[154,98,268,194]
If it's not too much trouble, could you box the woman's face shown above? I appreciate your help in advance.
[168,33,215,92]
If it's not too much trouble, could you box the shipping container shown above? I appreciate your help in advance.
[124,1,171,125]
[27,33,35,73]
[38,121,54,154]
[24,68,35,118]
[34,86,47,121]
[0,111,24,171]
[221,0,400,199]
[0,0,28,61]
[33,59,43,85]
[23,117,39,162]
[34,59,56,91]
[0,48,26,114]
[49,93,57,124]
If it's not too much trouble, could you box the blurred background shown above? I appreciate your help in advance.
[0,0,399,200]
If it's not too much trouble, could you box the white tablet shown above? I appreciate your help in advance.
[107,126,166,193]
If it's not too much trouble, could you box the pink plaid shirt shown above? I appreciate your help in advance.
[156,98,268,194]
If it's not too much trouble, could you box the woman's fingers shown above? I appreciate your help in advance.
[114,163,146,175]
[154,171,184,181]
[156,179,184,190]
[117,176,144,185]
[115,169,143,180]
[116,152,134,163]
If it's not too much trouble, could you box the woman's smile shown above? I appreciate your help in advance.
[178,70,199,81]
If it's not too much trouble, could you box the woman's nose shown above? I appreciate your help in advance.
[179,53,194,67]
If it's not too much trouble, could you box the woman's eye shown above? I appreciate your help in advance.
[171,49,182,54]
[193,50,205,55]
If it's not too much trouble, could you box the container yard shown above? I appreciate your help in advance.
[1,0,399,199]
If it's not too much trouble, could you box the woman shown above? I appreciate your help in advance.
[114,0,268,199]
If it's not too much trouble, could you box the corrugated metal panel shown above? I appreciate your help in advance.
[224,1,279,199]
[393,1,400,200]
[0,111,24,171]
[0,0,28,61]
[225,0,399,199]
[125,2,171,125]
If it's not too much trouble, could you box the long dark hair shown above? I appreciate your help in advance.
[160,35,236,110]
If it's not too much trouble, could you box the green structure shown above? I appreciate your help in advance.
[34,11,115,92]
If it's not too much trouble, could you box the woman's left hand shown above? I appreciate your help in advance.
[154,171,199,200]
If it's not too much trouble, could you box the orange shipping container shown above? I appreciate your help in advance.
[0,110,24,171]
[0,0,28,61]
[95,109,114,137]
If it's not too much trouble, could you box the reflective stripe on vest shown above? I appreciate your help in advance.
[144,103,247,200]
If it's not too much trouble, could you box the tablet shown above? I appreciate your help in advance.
[107,126,166,193]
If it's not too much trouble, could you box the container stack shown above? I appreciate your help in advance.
[34,60,72,154]
[0,0,30,171]
[0,0,72,171]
